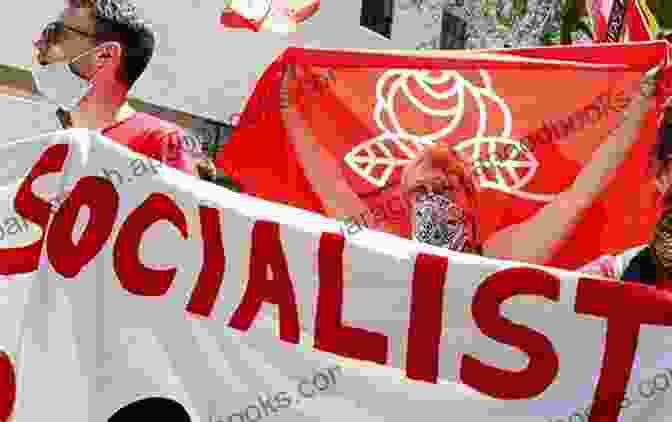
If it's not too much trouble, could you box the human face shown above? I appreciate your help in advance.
[33,7,97,77]
[409,169,479,253]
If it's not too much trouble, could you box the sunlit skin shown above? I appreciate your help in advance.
[31,2,216,179]
[32,3,135,130]
[278,60,661,265]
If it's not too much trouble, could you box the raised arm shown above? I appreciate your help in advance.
[484,65,662,264]
[278,63,400,230]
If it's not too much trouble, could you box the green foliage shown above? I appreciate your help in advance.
[542,29,561,45]
[215,174,241,192]
[651,0,672,28]
[499,0,529,27]
[559,0,582,44]
[479,0,530,29]
[548,0,672,45]
[207,141,220,158]
[540,0,593,45]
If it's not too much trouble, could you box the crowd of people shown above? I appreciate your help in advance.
[23,0,672,420]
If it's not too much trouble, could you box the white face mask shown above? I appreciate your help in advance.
[31,47,98,111]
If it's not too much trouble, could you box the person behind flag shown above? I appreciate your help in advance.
[31,0,213,178]
[400,144,484,254]
[398,63,662,264]
[578,111,672,288]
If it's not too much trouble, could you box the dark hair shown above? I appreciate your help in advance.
[655,123,672,163]
[109,397,190,421]
[649,121,672,178]
[70,0,155,88]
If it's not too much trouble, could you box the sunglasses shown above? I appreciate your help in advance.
[38,21,96,50]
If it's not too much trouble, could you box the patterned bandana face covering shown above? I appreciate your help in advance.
[413,191,471,251]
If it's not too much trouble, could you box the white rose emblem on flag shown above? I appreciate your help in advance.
[344,69,549,202]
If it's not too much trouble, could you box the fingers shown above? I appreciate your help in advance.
[285,62,297,81]
[641,68,659,98]
[646,63,663,79]
[280,63,306,110]
[664,95,672,109]
[279,63,294,109]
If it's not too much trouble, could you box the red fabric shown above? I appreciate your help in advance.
[216,54,326,212]
[625,0,656,42]
[590,0,609,42]
[588,0,657,44]
[102,112,195,175]
[216,43,672,270]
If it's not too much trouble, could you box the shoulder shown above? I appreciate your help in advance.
[133,113,187,139]
[132,113,200,155]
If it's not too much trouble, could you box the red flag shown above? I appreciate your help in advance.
[605,0,628,42]
[216,42,671,270]
[590,0,659,43]
[588,0,610,42]
[624,0,659,41]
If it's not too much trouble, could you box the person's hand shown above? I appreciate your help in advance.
[196,157,217,181]
[279,62,296,110]
[279,62,310,111]
[640,62,664,98]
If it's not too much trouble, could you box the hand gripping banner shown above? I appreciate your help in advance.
[0,129,671,421]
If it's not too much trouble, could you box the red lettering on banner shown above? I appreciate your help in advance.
[186,206,226,317]
[113,193,188,296]
[314,232,388,364]
[0,351,15,422]
[46,176,119,277]
[228,221,300,343]
[1,144,67,275]
[406,252,448,383]
[460,267,560,399]
[575,277,672,422]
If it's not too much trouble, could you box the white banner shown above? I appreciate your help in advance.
[0,129,671,422]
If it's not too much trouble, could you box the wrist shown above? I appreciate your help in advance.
[631,94,652,115]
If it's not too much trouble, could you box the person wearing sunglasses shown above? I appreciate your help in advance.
[32,0,205,177]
